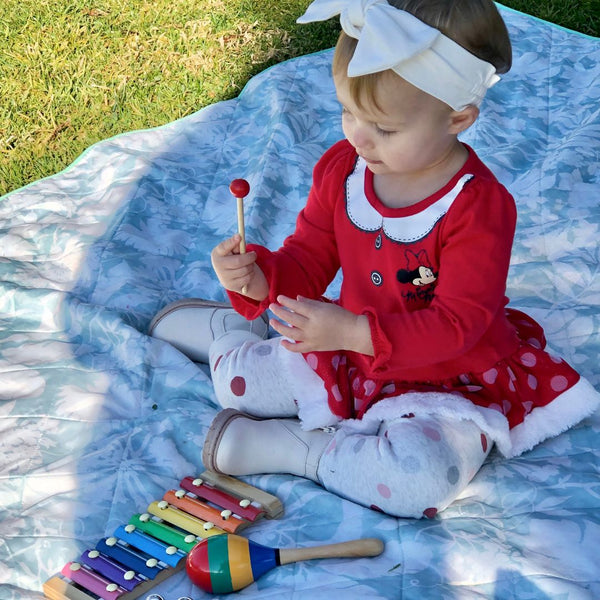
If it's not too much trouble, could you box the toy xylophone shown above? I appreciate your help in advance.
[43,471,283,600]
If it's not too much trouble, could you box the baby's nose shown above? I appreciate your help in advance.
[352,125,374,150]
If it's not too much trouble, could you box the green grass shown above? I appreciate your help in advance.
[501,0,600,36]
[0,0,598,196]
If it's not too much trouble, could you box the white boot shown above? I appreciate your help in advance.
[148,298,269,363]
[202,409,334,482]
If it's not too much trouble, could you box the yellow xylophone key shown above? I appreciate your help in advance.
[146,501,226,539]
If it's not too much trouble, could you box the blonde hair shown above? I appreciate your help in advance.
[332,0,512,110]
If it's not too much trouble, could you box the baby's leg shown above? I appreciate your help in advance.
[209,333,313,418]
[319,414,491,518]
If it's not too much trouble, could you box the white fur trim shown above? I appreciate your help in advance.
[340,391,513,454]
[280,343,600,457]
[504,376,600,458]
[347,380,600,457]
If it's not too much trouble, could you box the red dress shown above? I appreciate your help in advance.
[229,140,597,456]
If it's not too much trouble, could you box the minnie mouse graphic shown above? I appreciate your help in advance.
[396,249,437,287]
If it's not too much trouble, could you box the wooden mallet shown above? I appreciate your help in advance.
[229,178,250,294]
[186,533,384,594]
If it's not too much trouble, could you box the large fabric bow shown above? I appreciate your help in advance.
[297,0,500,109]
[297,0,441,77]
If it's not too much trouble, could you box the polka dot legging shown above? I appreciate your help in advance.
[318,414,491,517]
[208,332,492,518]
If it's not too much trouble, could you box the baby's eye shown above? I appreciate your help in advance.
[375,125,397,137]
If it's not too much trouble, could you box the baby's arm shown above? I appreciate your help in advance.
[211,234,269,302]
[269,295,374,355]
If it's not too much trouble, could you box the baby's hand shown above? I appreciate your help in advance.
[211,235,268,300]
[269,295,374,355]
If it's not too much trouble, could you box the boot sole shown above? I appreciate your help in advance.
[148,298,231,336]
[202,408,263,473]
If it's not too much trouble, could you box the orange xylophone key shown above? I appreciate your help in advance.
[163,489,248,534]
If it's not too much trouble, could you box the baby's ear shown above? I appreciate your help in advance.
[448,105,479,134]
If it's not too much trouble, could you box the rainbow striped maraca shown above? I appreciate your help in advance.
[186,533,384,594]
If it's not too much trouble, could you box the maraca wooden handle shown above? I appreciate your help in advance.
[278,538,384,565]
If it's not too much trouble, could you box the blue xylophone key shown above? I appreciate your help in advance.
[80,549,144,592]
[96,537,163,579]
[113,524,187,568]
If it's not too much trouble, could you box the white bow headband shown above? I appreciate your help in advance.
[297,0,500,110]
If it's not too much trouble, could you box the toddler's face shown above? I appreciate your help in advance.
[335,72,458,179]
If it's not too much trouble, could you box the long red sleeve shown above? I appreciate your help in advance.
[230,140,520,382]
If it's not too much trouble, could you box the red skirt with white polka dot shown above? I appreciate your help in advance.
[304,309,580,428]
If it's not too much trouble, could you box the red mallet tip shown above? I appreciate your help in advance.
[229,179,250,198]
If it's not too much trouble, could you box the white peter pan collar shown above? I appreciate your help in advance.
[345,157,473,243]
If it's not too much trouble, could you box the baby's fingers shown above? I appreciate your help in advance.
[212,234,243,258]
[269,317,304,346]
[212,244,256,272]
[269,301,306,329]
[211,233,240,258]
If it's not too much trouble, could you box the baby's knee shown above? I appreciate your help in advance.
[211,364,299,418]
[383,471,464,518]
[357,448,465,517]
[379,419,490,517]
[319,416,489,518]
[214,389,247,411]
